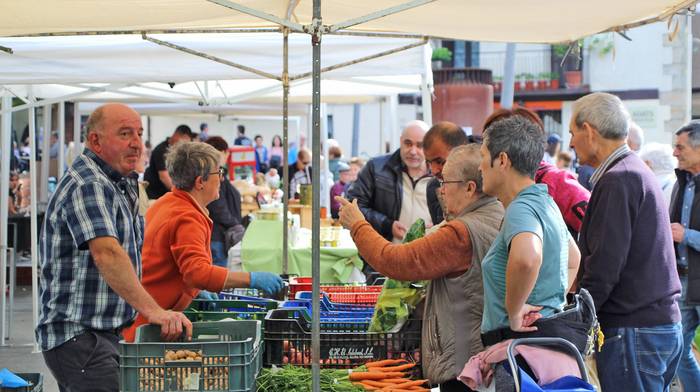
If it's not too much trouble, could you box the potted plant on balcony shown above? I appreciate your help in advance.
[514,73,523,91]
[493,76,502,93]
[552,40,582,89]
[549,72,560,89]
[537,72,549,90]
[524,73,535,91]
[431,47,452,69]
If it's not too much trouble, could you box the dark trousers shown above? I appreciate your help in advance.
[43,330,120,392]
[439,378,474,391]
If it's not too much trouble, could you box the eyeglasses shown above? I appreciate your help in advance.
[209,167,225,178]
[438,179,464,187]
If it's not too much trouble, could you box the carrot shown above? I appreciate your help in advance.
[353,382,378,390]
[381,378,411,383]
[380,379,428,390]
[349,372,406,381]
[374,363,416,372]
[365,359,407,368]
[360,380,396,387]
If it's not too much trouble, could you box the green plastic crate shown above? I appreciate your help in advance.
[120,320,262,392]
[184,310,268,323]
[0,373,43,392]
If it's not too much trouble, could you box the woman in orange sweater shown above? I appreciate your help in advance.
[123,141,282,341]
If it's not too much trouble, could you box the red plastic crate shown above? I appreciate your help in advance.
[288,277,382,299]
[327,292,380,305]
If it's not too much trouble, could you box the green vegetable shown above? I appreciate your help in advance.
[256,366,364,392]
[368,219,428,332]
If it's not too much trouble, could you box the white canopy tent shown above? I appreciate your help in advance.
[0,31,430,350]
[0,0,695,43]
[1,2,696,389]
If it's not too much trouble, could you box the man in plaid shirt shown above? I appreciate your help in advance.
[36,103,192,392]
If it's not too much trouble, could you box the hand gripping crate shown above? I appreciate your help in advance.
[0,373,43,392]
[263,309,422,376]
[120,320,262,392]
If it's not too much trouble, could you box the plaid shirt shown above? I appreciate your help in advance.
[36,148,144,351]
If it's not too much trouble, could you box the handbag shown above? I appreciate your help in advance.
[224,224,246,251]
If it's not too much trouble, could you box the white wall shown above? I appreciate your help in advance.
[587,24,669,92]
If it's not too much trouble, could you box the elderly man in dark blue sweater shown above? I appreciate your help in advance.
[570,92,682,391]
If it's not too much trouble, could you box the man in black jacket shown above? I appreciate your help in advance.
[205,137,243,268]
[423,121,469,224]
[346,120,432,242]
[144,125,194,199]
[670,120,700,389]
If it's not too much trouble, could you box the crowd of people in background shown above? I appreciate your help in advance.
[19,92,700,391]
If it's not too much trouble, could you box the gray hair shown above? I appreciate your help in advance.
[445,144,483,193]
[483,116,544,179]
[572,92,630,140]
[639,142,676,174]
[675,120,700,148]
[165,141,220,191]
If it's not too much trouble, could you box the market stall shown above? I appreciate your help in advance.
[1,1,696,391]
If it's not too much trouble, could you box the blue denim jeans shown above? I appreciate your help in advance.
[596,323,682,392]
[210,241,228,268]
[677,276,700,390]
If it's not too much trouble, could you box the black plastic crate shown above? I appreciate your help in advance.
[263,309,422,375]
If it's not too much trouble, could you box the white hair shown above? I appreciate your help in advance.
[402,120,430,135]
[639,142,676,175]
[627,121,645,152]
[572,92,630,140]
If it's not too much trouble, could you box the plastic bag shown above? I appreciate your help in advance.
[368,219,428,332]
[0,368,30,388]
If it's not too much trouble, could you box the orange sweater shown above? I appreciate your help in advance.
[123,189,229,342]
[350,220,472,281]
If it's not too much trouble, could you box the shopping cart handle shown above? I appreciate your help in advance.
[506,337,588,392]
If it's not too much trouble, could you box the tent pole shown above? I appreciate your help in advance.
[207,0,305,32]
[2,88,104,115]
[290,39,428,80]
[328,0,434,32]
[142,34,283,81]
[58,102,65,179]
[40,104,51,205]
[421,74,432,124]
[0,95,11,346]
[282,27,290,275]
[28,105,40,353]
[73,102,82,160]
[310,0,322,390]
[500,43,516,109]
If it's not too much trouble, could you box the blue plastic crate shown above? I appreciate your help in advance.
[281,300,374,319]
[294,292,375,312]
[120,320,262,392]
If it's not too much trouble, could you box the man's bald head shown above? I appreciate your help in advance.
[84,103,143,176]
[399,120,429,171]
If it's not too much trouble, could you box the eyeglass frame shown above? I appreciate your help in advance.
[437,179,465,187]
[208,167,226,179]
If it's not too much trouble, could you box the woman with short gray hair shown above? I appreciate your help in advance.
[123,141,283,341]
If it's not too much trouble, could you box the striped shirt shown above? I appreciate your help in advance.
[589,144,631,188]
[36,148,144,351]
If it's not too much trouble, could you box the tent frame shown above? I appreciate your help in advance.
[0,6,434,378]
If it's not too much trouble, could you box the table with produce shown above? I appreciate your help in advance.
[241,219,364,283]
